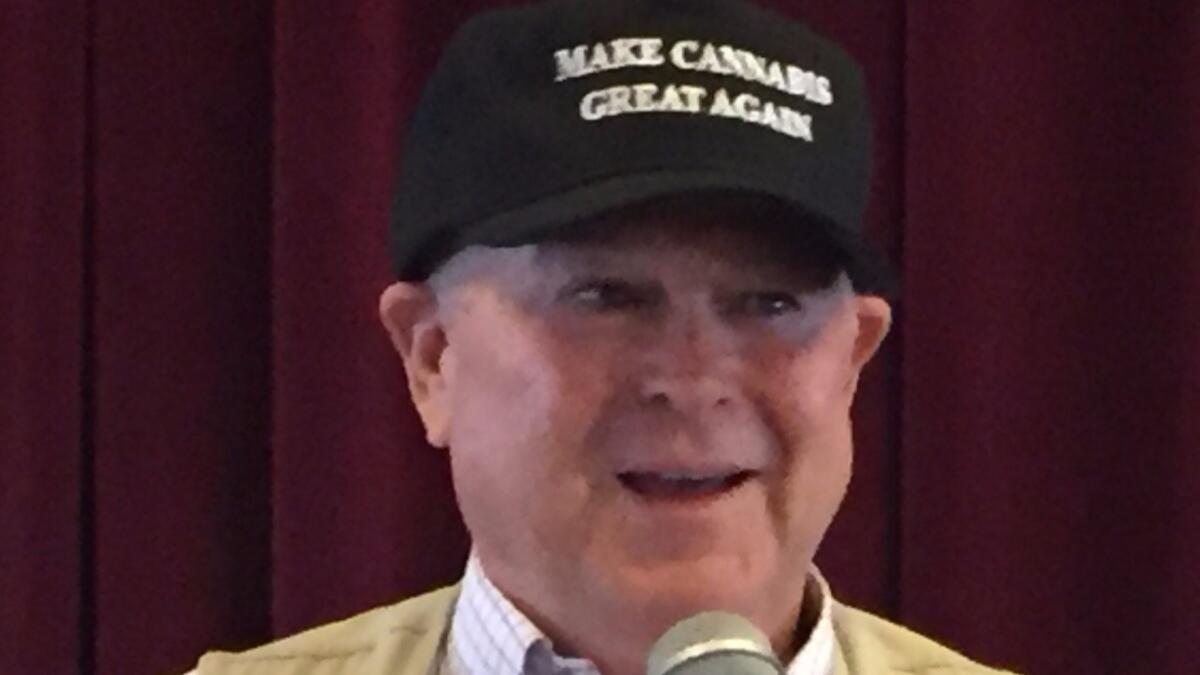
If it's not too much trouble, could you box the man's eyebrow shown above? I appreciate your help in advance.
[558,272,664,291]
[535,248,653,281]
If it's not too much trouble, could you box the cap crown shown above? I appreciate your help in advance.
[390,0,872,283]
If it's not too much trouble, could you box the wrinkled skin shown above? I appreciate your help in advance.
[379,198,892,675]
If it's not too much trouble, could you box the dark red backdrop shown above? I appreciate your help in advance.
[3,2,1198,674]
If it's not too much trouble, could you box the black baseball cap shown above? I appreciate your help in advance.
[389,0,896,296]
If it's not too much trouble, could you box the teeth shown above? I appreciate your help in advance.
[657,473,716,481]
[662,473,715,482]
[619,471,752,497]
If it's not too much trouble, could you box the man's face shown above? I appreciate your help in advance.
[381,200,891,643]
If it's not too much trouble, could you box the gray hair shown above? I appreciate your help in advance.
[426,242,856,313]
[425,244,545,321]
[426,245,509,298]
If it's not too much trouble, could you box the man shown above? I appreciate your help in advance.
[189,0,1019,673]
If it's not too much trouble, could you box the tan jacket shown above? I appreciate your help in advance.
[191,585,1019,675]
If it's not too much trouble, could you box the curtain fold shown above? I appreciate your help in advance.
[0,2,87,673]
[269,0,473,640]
[902,4,1200,672]
[2,2,1197,674]
[88,2,275,673]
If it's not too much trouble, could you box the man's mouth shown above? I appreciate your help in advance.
[617,470,757,500]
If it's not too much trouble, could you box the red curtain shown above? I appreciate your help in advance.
[3,2,1197,674]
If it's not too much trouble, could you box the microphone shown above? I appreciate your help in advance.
[646,611,784,675]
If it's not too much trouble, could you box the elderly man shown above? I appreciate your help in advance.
[189,0,1018,673]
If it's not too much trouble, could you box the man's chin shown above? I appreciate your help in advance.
[596,553,765,619]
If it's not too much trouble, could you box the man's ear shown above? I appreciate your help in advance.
[843,295,893,397]
[379,281,452,448]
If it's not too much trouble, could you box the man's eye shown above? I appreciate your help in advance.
[566,279,650,311]
[730,291,802,317]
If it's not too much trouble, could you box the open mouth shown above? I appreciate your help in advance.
[617,470,756,500]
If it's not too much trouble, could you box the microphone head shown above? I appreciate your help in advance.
[646,611,784,675]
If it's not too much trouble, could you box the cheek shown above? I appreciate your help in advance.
[756,348,856,535]
[445,314,613,496]
[449,320,560,445]
[760,340,852,428]
[785,365,849,423]
[446,316,625,563]
[443,317,573,548]
[777,318,858,417]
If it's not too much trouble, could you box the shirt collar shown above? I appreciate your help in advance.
[447,551,836,675]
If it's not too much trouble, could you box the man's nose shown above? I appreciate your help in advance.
[639,374,735,412]
[636,306,741,413]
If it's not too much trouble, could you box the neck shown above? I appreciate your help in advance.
[473,557,817,675]
[526,593,809,675]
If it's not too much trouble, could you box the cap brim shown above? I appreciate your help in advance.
[420,168,899,298]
